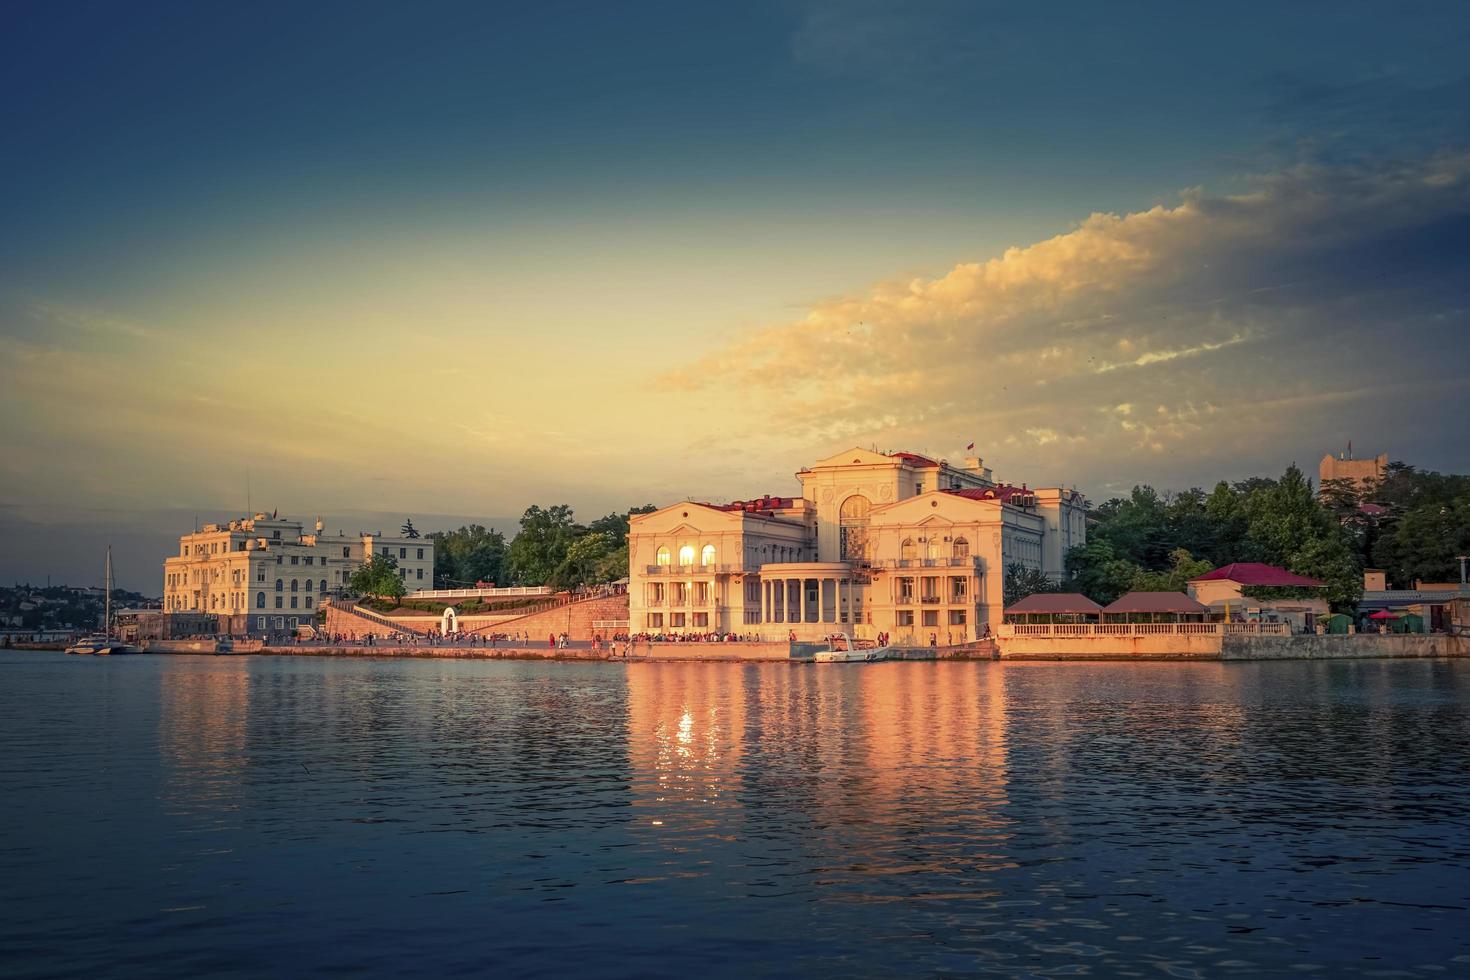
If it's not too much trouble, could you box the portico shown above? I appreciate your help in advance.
[758,562,861,635]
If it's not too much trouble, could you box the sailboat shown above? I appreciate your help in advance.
[65,546,141,655]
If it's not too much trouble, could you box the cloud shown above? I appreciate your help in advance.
[660,151,1470,491]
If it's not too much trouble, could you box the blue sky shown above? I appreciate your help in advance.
[2,1,1468,588]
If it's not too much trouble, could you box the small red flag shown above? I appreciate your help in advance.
[966,442,975,450]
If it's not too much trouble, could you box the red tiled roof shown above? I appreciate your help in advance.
[1005,593,1103,614]
[1189,563,1325,587]
[1102,591,1210,615]
[943,484,1035,504]
[887,451,940,468]
[703,495,796,513]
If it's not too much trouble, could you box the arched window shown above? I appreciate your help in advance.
[256,592,265,608]
[700,544,716,566]
[291,579,299,592]
[678,545,695,566]
[320,579,327,593]
[926,537,941,560]
[901,538,916,561]
[953,537,970,559]
[839,495,871,560]
[275,579,283,591]
[656,546,671,566]
[303,579,313,591]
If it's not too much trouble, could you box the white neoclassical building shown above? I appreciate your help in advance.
[162,514,434,635]
[627,448,1087,644]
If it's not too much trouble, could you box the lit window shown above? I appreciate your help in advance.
[901,539,916,561]
[953,537,970,559]
[701,544,716,566]
[678,545,695,566]
[656,547,671,566]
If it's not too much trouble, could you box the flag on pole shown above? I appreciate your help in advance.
[966,442,975,450]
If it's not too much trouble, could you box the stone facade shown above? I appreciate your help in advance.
[628,448,1088,643]
[162,514,433,636]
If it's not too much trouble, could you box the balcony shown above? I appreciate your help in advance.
[920,595,942,604]
[876,556,979,570]
[643,563,743,576]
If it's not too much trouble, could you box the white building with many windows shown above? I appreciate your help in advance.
[162,514,433,635]
[627,448,1087,644]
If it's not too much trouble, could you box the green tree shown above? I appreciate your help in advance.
[348,555,406,602]
[1129,548,1213,593]
[1065,539,1141,605]
[1003,563,1057,606]
[507,504,582,586]
[429,524,509,587]
[1373,495,1470,586]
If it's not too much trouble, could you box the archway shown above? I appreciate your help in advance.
[441,606,459,635]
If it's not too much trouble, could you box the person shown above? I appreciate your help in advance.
[929,633,937,647]
[548,632,556,649]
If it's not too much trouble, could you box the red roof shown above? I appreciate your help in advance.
[1190,563,1324,588]
[943,484,1035,504]
[887,451,940,468]
[1103,591,1210,615]
[1005,593,1103,614]
[703,495,795,514]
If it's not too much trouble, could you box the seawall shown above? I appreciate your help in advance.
[999,633,1470,661]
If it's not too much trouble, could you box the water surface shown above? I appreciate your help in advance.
[2,653,1468,977]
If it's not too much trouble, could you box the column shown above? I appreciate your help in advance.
[791,579,802,623]
[761,580,769,624]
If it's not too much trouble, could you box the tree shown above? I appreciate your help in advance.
[1373,495,1470,586]
[400,518,420,539]
[348,555,406,602]
[1003,563,1057,606]
[1065,539,1141,605]
[507,504,582,586]
[550,532,621,590]
[1129,548,1213,594]
[429,524,508,587]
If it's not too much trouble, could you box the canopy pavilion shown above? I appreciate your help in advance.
[1003,593,1103,625]
[1188,562,1328,632]
[1101,591,1210,624]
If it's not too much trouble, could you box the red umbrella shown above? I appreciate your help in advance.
[1367,610,1399,620]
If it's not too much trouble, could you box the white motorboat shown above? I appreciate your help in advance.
[812,632,892,664]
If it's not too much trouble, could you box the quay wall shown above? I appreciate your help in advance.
[998,633,1224,660]
[1220,633,1469,660]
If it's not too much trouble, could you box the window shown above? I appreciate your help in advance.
[700,544,716,566]
[922,610,939,627]
[926,537,941,560]
[901,538,917,561]
[290,556,298,565]
[256,592,265,608]
[399,547,406,559]
[898,577,915,601]
[343,547,350,558]
[290,597,298,609]
[274,617,284,629]
[670,613,686,628]
[948,610,967,626]
[257,569,265,582]
[416,569,423,580]
[951,577,968,600]
[646,613,663,629]
[303,579,312,591]
[417,548,424,560]
[656,546,671,566]
[275,596,283,608]
[839,495,871,560]
[953,537,969,559]
[291,579,298,592]
[276,555,283,565]
[381,547,389,556]
[257,617,266,629]
[897,610,914,626]
[320,579,327,593]
[305,597,313,608]
[305,556,313,566]
[273,530,280,539]
[678,545,695,566]
[692,612,708,628]
[275,579,283,591]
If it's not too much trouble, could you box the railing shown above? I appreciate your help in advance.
[643,564,742,575]
[998,622,1293,637]
[408,586,551,600]
[875,557,979,569]
[592,620,630,631]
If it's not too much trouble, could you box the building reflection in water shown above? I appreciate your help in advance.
[624,662,1013,900]
[159,660,252,817]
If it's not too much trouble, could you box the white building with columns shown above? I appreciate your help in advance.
[626,448,1087,644]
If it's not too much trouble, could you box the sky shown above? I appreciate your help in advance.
[2,1,1469,590]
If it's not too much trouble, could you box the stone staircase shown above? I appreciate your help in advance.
[323,600,429,640]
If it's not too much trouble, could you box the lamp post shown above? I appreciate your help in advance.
[1458,555,1468,588]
